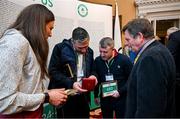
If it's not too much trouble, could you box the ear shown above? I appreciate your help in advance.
[136,32,144,44]
[137,32,144,39]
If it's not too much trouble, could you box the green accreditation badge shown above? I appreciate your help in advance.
[102,81,117,97]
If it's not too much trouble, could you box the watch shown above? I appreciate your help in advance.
[44,92,49,103]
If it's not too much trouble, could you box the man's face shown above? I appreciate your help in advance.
[74,38,89,54]
[124,30,144,53]
[99,46,113,61]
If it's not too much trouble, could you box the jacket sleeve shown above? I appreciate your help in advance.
[118,56,133,95]
[135,56,167,117]
[48,44,74,89]
[167,33,180,63]
[0,36,44,114]
[91,58,100,98]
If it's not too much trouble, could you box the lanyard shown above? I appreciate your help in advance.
[105,59,114,73]
[134,39,155,64]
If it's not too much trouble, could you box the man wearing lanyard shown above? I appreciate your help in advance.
[91,37,133,118]
[48,27,95,118]
[122,18,176,117]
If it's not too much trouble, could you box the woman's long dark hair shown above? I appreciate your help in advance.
[10,4,55,79]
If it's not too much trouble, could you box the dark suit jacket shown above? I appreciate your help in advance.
[126,40,176,118]
[167,30,180,81]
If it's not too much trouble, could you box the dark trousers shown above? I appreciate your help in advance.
[175,82,180,117]
[57,94,90,118]
[100,96,126,118]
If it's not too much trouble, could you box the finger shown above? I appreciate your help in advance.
[63,95,68,99]
[73,83,80,89]
[111,92,115,95]
[76,82,82,87]
[112,93,115,97]
[58,90,68,95]
[60,98,66,104]
[78,88,88,92]
[58,88,65,91]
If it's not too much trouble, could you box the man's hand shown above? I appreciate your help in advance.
[73,82,88,93]
[111,90,120,98]
[88,75,98,85]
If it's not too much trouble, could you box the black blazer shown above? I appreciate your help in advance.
[167,30,180,80]
[126,40,176,117]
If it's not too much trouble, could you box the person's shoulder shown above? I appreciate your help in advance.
[94,56,103,64]
[172,30,180,35]
[87,47,94,56]
[88,47,93,52]
[2,29,29,49]
[117,53,130,61]
[118,53,128,57]
[0,29,31,57]
[54,39,70,48]
[143,41,170,59]
[169,30,180,40]
[95,56,101,60]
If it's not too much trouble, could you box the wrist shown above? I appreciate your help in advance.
[44,92,49,103]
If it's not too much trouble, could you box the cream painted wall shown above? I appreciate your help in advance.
[119,0,136,45]
[81,0,136,46]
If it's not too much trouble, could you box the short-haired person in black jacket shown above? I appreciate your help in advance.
[167,30,180,117]
[91,37,133,118]
[48,27,95,118]
[123,18,176,118]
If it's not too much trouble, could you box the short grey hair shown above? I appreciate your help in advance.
[99,37,114,48]
[167,27,179,36]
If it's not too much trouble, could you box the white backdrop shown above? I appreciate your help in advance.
[0,0,112,61]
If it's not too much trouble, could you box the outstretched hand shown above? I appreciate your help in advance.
[48,88,67,106]
[73,82,88,93]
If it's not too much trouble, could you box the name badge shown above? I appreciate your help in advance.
[102,81,117,97]
[105,74,114,81]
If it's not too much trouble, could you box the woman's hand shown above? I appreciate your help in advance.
[47,88,67,106]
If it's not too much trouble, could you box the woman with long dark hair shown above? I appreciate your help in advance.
[0,4,67,118]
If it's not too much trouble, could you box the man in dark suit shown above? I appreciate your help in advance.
[167,30,180,117]
[122,18,176,118]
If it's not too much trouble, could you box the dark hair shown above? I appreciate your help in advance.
[122,18,154,39]
[99,37,114,48]
[10,4,55,79]
[72,27,89,41]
